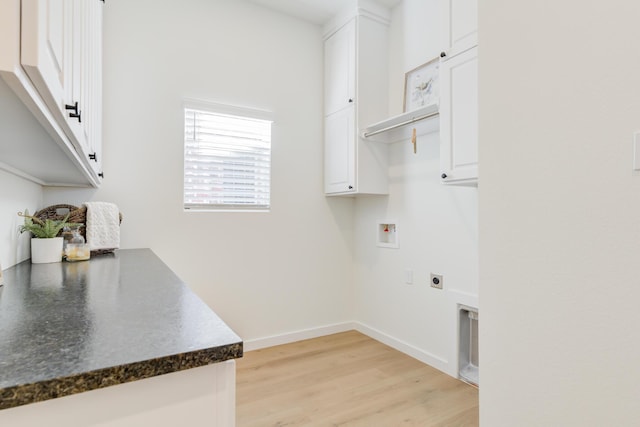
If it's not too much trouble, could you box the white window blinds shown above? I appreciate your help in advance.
[184,104,272,211]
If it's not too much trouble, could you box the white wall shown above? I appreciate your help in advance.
[0,169,41,269]
[353,0,478,377]
[479,0,640,425]
[0,77,46,269]
[44,0,354,344]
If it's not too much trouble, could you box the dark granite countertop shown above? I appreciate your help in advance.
[0,249,242,410]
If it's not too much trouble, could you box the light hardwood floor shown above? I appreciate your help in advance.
[236,330,478,426]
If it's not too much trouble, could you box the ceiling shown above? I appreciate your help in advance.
[247,0,402,25]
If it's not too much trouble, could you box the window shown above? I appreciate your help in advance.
[184,101,272,211]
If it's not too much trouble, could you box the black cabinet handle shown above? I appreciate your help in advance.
[65,102,81,123]
[70,111,81,123]
[348,98,353,103]
[89,152,97,162]
[441,173,447,179]
[440,51,446,58]
[348,185,353,190]
[65,102,78,114]
[98,172,104,178]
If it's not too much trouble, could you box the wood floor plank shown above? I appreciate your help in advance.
[236,330,478,426]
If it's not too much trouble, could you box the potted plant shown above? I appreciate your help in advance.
[18,210,77,264]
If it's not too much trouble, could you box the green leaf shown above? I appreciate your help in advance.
[18,210,78,238]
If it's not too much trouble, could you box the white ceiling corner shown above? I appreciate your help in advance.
[247,0,401,25]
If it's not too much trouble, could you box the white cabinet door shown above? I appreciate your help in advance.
[441,0,478,58]
[67,0,89,154]
[80,0,103,177]
[324,106,355,194]
[66,0,102,174]
[440,46,477,184]
[324,19,356,194]
[21,0,73,127]
[324,19,355,116]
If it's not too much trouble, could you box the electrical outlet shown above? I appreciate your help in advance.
[430,274,443,289]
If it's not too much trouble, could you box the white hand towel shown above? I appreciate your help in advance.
[84,202,120,251]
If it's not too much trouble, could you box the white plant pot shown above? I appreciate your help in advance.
[31,237,63,264]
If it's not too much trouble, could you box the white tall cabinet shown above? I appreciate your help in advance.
[323,2,389,195]
[439,0,478,185]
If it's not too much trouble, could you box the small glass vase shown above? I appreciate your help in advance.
[65,227,90,262]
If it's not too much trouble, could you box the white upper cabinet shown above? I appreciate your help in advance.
[324,20,357,194]
[0,0,103,186]
[440,0,478,59]
[439,0,478,185]
[323,3,390,196]
[22,0,103,177]
[439,46,478,184]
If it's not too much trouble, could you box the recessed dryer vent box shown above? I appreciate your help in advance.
[459,305,479,387]
[377,220,398,248]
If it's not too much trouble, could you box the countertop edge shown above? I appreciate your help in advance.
[0,341,243,410]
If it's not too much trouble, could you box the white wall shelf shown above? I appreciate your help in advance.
[361,103,439,144]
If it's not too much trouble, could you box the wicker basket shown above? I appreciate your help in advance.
[33,204,123,255]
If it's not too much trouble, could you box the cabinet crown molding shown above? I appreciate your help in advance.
[323,0,390,40]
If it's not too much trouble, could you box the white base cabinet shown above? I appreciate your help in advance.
[0,361,236,427]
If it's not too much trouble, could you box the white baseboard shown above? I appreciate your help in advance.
[353,321,451,375]
[242,321,452,377]
[243,322,356,351]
